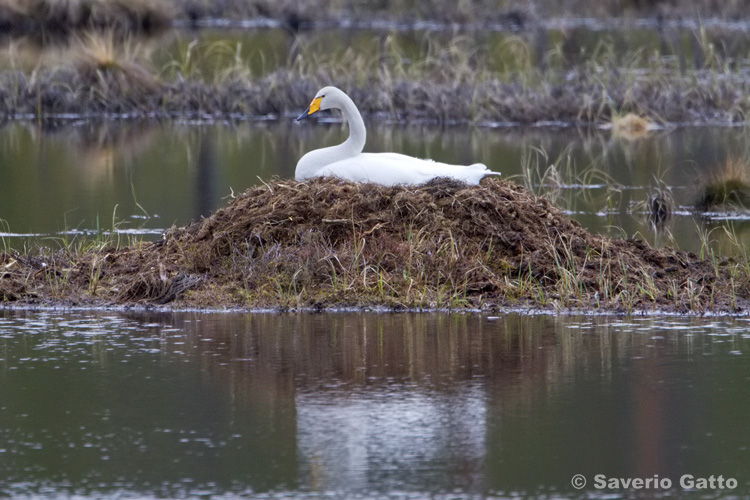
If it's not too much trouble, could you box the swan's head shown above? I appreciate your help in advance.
[296,86,347,121]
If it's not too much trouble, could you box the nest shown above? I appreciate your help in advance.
[0,177,746,312]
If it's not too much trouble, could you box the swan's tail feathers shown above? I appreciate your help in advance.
[459,163,500,185]
[469,163,500,174]
[471,163,501,177]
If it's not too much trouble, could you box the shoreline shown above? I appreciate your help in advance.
[2,301,750,317]
[1,67,748,127]
[2,6,750,127]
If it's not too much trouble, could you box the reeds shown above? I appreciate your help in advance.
[695,157,750,212]
[647,183,674,229]
[0,27,748,125]
[70,31,158,91]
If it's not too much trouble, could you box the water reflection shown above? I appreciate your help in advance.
[0,311,748,498]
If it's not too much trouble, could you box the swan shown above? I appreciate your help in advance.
[295,86,499,186]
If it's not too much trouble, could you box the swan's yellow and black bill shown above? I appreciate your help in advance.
[297,96,323,121]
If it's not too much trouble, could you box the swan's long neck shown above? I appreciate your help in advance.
[295,88,367,180]
[338,92,365,155]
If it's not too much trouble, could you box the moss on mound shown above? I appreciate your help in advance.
[1,177,748,313]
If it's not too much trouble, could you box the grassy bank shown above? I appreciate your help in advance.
[0,22,746,126]
[2,177,748,313]
[0,62,746,126]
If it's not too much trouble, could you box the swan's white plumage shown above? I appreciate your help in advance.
[295,86,499,186]
[313,154,492,187]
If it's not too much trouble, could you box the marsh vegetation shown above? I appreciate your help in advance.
[2,11,750,125]
[4,9,750,500]
[3,1,750,312]
[3,177,750,314]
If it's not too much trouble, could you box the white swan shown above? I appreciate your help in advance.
[295,86,499,186]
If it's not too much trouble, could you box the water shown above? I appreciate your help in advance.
[0,310,748,499]
[2,120,750,255]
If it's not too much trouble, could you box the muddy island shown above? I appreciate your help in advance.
[1,177,747,314]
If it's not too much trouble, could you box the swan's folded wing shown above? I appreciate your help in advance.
[317,153,497,186]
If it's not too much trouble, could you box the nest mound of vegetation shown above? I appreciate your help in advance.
[1,178,748,313]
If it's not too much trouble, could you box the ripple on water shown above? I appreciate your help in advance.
[0,311,748,499]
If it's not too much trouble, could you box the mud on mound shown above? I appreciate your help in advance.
[2,177,749,312]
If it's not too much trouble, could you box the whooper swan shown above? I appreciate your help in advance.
[296,86,499,186]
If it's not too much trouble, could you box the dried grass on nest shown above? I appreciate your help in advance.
[158,177,581,283]
[144,177,731,311]
[171,177,583,262]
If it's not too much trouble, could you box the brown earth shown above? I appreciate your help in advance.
[1,177,748,313]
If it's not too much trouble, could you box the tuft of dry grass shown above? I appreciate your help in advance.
[610,113,654,140]
[695,157,750,212]
[70,31,158,90]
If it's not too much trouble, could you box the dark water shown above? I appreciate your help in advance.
[0,310,748,499]
[2,120,750,256]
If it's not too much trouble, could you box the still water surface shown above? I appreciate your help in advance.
[2,120,750,255]
[0,311,748,498]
